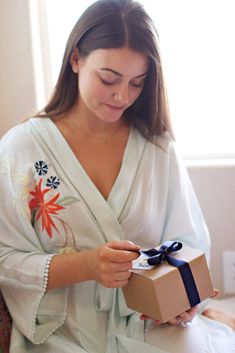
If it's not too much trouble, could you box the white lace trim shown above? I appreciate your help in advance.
[29,254,69,344]
[42,254,55,293]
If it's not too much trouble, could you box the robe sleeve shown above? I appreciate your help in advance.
[0,126,68,344]
[161,140,211,260]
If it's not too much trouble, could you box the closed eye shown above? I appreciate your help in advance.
[100,78,145,88]
[100,78,116,86]
[131,81,145,88]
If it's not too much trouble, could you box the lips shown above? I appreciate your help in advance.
[104,103,126,111]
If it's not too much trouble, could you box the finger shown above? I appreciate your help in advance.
[186,306,198,316]
[168,315,182,325]
[97,244,139,265]
[99,272,131,288]
[179,312,193,322]
[210,288,220,298]
[112,278,132,288]
[178,306,198,322]
[107,241,140,252]
[181,307,197,317]
[140,314,161,325]
[101,267,132,283]
[108,248,140,263]
[112,270,132,281]
[110,261,133,272]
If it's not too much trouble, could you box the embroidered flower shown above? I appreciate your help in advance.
[46,176,60,189]
[13,171,34,219]
[0,157,10,176]
[34,160,48,176]
[29,178,65,238]
[15,172,34,200]
[0,158,34,219]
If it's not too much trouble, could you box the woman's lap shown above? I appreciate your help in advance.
[145,314,235,353]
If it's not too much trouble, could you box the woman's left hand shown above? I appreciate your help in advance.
[140,306,198,326]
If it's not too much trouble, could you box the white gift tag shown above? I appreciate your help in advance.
[132,253,155,270]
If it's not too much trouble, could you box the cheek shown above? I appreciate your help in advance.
[92,84,112,102]
[80,78,110,103]
[129,88,143,105]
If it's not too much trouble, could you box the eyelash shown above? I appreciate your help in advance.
[100,78,144,88]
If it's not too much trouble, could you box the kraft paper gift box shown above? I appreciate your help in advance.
[123,241,214,323]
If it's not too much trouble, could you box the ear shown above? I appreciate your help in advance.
[70,47,80,73]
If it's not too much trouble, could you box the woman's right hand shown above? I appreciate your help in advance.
[86,241,140,288]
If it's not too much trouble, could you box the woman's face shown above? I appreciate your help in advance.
[70,46,149,123]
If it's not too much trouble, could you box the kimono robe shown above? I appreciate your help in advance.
[0,117,234,353]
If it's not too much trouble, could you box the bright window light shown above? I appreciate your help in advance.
[44,0,235,159]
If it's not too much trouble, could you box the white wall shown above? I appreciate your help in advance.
[1,0,234,296]
[188,165,235,294]
[0,0,37,136]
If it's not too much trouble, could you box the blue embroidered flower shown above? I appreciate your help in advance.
[46,176,60,189]
[34,160,48,176]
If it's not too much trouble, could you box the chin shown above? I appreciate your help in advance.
[97,110,124,123]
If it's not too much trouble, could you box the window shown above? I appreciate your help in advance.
[40,0,235,159]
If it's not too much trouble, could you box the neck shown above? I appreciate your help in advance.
[65,101,127,134]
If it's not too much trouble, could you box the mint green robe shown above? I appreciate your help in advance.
[0,118,234,353]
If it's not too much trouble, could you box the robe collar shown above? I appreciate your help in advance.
[29,117,147,243]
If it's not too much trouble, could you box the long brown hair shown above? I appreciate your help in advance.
[39,0,174,140]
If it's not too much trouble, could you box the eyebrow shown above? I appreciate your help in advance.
[100,68,148,78]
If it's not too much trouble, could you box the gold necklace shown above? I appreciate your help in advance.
[70,119,124,144]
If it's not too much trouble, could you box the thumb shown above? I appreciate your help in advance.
[106,240,140,252]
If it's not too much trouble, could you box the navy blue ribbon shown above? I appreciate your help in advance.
[141,241,201,307]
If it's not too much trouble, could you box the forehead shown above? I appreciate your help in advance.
[82,47,149,77]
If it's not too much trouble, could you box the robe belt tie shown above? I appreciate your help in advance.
[141,241,201,307]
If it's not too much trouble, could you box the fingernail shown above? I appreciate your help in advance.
[128,241,140,248]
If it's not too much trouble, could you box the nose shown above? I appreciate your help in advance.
[113,84,130,105]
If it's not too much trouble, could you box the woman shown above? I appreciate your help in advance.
[0,0,234,352]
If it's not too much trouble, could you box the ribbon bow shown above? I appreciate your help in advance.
[141,240,183,266]
[141,241,201,307]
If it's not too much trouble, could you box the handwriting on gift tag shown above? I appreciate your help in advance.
[132,253,155,270]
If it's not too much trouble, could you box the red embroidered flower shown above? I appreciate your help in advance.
[29,178,65,238]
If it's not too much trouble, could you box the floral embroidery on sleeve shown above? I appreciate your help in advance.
[0,156,33,219]
[46,176,60,189]
[34,160,48,176]
[29,178,65,238]
[28,161,80,253]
